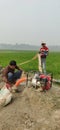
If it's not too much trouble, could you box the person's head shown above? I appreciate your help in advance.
[9,60,17,69]
[41,43,46,46]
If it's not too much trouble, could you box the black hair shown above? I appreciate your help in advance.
[9,60,16,66]
[41,43,46,45]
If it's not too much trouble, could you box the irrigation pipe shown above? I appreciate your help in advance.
[18,54,60,85]
[18,54,38,66]
[18,53,42,73]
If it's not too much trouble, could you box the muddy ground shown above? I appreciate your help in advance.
[0,80,60,130]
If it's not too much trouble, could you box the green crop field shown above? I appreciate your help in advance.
[0,50,60,79]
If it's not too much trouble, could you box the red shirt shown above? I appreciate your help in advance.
[40,46,49,58]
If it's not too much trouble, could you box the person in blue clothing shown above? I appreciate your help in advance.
[2,60,23,90]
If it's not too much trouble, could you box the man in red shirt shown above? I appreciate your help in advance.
[39,43,49,74]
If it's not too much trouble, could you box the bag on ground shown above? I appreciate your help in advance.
[0,86,13,106]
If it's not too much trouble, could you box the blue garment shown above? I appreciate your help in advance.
[41,58,46,74]
[7,70,22,83]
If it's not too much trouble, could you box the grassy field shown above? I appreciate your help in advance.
[0,50,60,79]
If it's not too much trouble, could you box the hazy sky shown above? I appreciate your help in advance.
[0,0,60,46]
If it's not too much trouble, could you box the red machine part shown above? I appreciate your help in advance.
[39,74,52,90]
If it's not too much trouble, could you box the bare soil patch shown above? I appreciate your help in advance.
[0,81,60,130]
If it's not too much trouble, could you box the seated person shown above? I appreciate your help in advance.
[2,60,23,90]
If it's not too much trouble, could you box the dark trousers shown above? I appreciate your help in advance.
[7,70,22,83]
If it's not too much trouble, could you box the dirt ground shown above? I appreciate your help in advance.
[0,79,60,130]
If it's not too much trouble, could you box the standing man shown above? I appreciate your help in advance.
[39,43,49,74]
